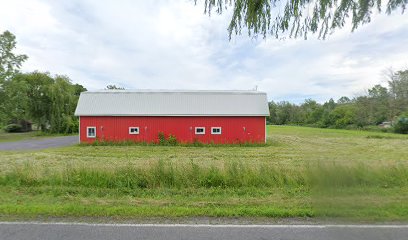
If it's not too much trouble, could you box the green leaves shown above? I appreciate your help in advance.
[201,0,407,39]
[2,72,86,133]
[0,31,28,81]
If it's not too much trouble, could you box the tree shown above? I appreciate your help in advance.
[73,84,87,96]
[0,31,28,125]
[267,101,278,124]
[0,31,28,81]
[2,73,30,124]
[388,69,408,115]
[49,75,80,133]
[3,72,87,132]
[105,84,125,90]
[366,84,389,124]
[0,31,87,132]
[24,72,54,130]
[200,0,407,39]
[299,99,323,124]
[337,96,351,104]
[394,112,408,134]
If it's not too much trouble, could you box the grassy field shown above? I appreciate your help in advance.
[0,125,408,222]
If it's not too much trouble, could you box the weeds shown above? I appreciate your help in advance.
[366,135,395,139]
[80,139,269,147]
[1,161,406,190]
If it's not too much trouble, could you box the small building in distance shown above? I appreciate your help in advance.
[74,90,269,144]
[378,121,392,129]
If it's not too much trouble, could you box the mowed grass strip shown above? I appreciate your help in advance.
[0,130,76,143]
[0,130,42,143]
[0,126,408,221]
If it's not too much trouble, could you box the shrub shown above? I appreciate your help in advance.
[167,134,178,146]
[158,132,166,145]
[394,113,408,134]
[157,132,179,145]
[4,124,22,133]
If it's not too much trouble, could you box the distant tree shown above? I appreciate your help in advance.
[2,73,30,124]
[200,0,407,39]
[337,96,351,104]
[394,112,408,134]
[24,72,54,130]
[299,99,323,125]
[320,98,338,127]
[49,75,81,133]
[73,83,87,96]
[388,70,408,115]
[0,30,28,125]
[329,104,356,128]
[0,31,86,132]
[275,101,300,124]
[353,96,371,127]
[4,72,86,132]
[267,101,278,124]
[105,84,125,90]
[366,84,390,124]
[0,30,28,81]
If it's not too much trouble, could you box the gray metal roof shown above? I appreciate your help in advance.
[74,90,270,116]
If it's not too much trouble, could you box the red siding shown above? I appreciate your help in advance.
[80,116,265,144]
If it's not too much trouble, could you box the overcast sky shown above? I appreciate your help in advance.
[1,0,407,103]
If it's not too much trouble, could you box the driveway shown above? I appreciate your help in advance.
[0,136,78,151]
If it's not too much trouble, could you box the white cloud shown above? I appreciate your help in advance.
[0,0,407,103]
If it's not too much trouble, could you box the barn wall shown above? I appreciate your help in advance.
[79,116,266,144]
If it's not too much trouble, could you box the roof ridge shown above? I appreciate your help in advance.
[82,90,266,94]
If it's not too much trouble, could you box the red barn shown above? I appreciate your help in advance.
[74,90,269,144]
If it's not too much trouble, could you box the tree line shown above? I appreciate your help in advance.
[267,70,408,134]
[0,30,86,133]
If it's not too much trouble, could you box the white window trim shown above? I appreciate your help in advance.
[211,127,222,135]
[129,127,140,135]
[195,127,205,135]
[87,126,96,138]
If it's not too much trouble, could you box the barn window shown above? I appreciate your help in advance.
[87,127,96,138]
[129,127,139,135]
[195,127,205,135]
[211,127,222,135]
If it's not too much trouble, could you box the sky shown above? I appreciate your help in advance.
[0,0,407,103]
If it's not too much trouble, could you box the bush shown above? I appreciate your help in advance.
[158,132,166,145]
[4,124,22,133]
[167,134,178,146]
[157,132,179,145]
[394,113,408,134]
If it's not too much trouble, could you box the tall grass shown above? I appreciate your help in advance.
[1,161,407,190]
[81,139,270,147]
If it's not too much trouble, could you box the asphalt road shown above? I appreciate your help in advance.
[1,222,407,240]
[0,136,78,151]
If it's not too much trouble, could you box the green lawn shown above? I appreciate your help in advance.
[0,126,407,222]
